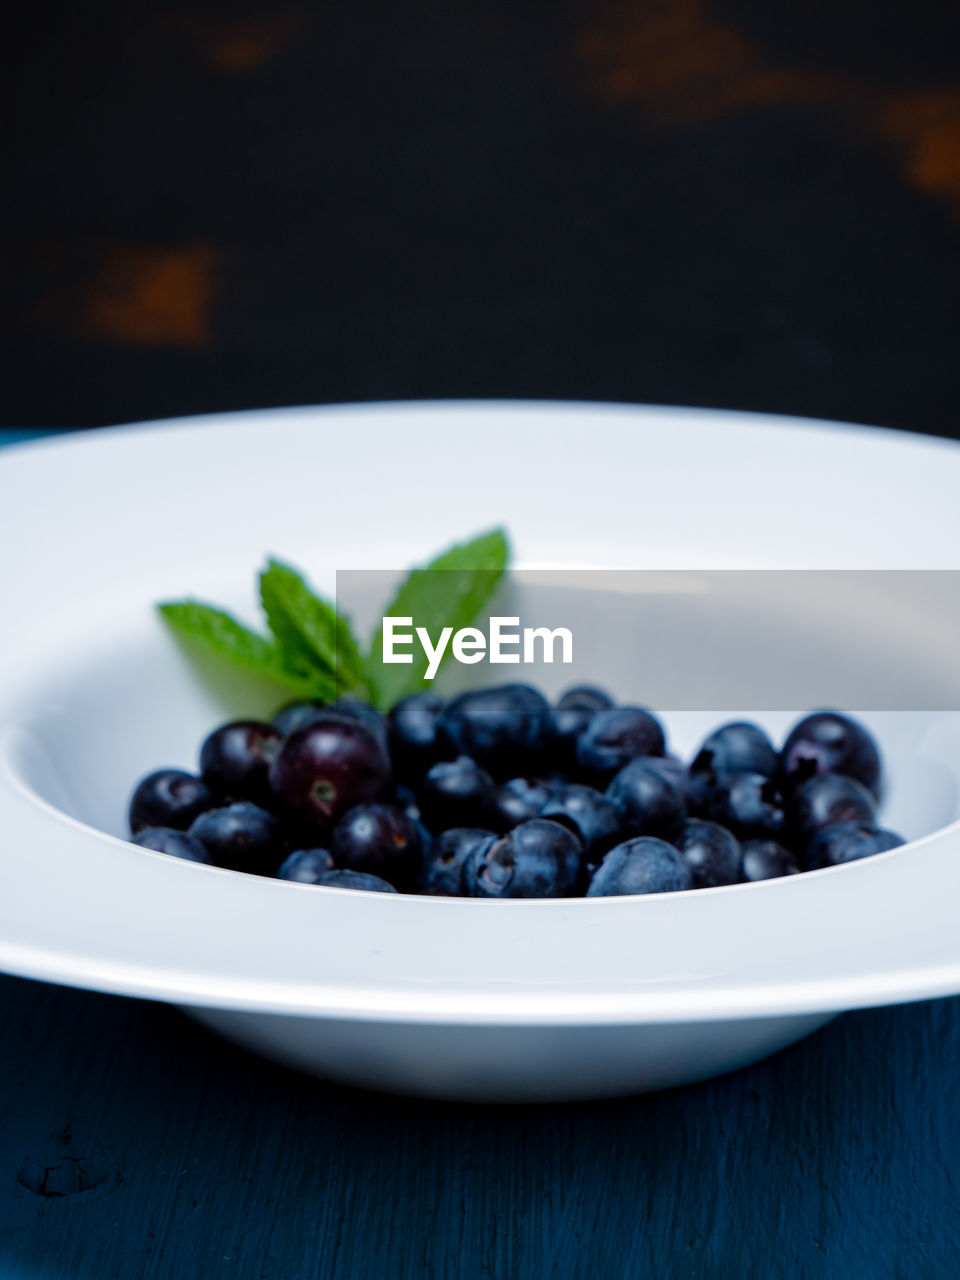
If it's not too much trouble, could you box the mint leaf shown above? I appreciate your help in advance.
[367,527,509,708]
[259,558,367,695]
[157,601,333,698]
[158,528,511,712]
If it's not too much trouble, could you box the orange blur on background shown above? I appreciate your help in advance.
[2,0,959,432]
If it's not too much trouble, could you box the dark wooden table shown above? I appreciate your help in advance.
[3,970,960,1277]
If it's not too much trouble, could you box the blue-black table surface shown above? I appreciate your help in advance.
[2,430,960,1279]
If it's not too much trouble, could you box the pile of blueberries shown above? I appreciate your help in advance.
[127,685,905,898]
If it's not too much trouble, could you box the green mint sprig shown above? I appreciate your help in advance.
[156,526,509,711]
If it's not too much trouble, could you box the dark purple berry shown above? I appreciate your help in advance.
[548,686,614,770]
[643,755,701,816]
[394,783,421,823]
[276,847,336,882]
[541,783,625,860]
[707,770,786,841]
[606,759,686,840]
[780,711,881,796]
[417,756,495,832]
[188,802,284,875]
[462,819,583,898]
[387,692,454,782]
[557,685,614,713]
[691,721,777,780]
[273,699,328,737]
[676,819,740,888]
[330,803,423,887]
[790,773,877,842]
[199,720,282,806]
[489,776,554,831]
[548,704,596,771]
[419,828,496,896]
[640,754,689,791]
[438,684,554,777]
[587,837,692,896]
[312,869,398,893]
[132,827,212,864]
[576,707,666,783]
[269,715,392,827]
[740,839,801,882]
[806,821,904,869]
[686,724,775,821]
[685,769,716,818]
[129,769,214,834]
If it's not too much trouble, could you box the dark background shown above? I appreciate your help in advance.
[2,0,959,434]
[3,3,960,1277]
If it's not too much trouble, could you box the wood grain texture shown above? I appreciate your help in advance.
[0,971,959,1279]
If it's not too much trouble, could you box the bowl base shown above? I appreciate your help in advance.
[181,1006,837,1102]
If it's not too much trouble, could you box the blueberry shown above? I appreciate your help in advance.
[132,827,212,864]
[557,685,615,713]
[576,707,666,784]
[780,711,882,797]
[326,698,389,746]
[188,802,284,874]
[676,819,740,889]
[269,715,392,827]
[419,828,496,896]
[684,769,716,818]
[606,759,686,840]
[541,783,625,860]
[417,756,495,832]
[740,839,801,882]
[548,704,597,772]
[463,818,583,898]
[586,837,692,897]
[276,847,336,883]
[640,755,689,791]
[548,686,615,769]
[387,691,455,783]
[438,684,554,777]
[806,821,904,870]
[394,783,421,822]
[707,771,786,841]
[273,699,328,737]
[691,721,777,780]
[415,819,434,858]
[686,724,775,820]
[789,773,877,842]
[330,802,423,887]
[489,776,555,831]
[641,755,700,817]
[199,719,282,806]
[128,769,215,834]
[311,869,398,893]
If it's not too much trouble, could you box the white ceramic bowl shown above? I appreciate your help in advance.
[1,402,960,1103]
